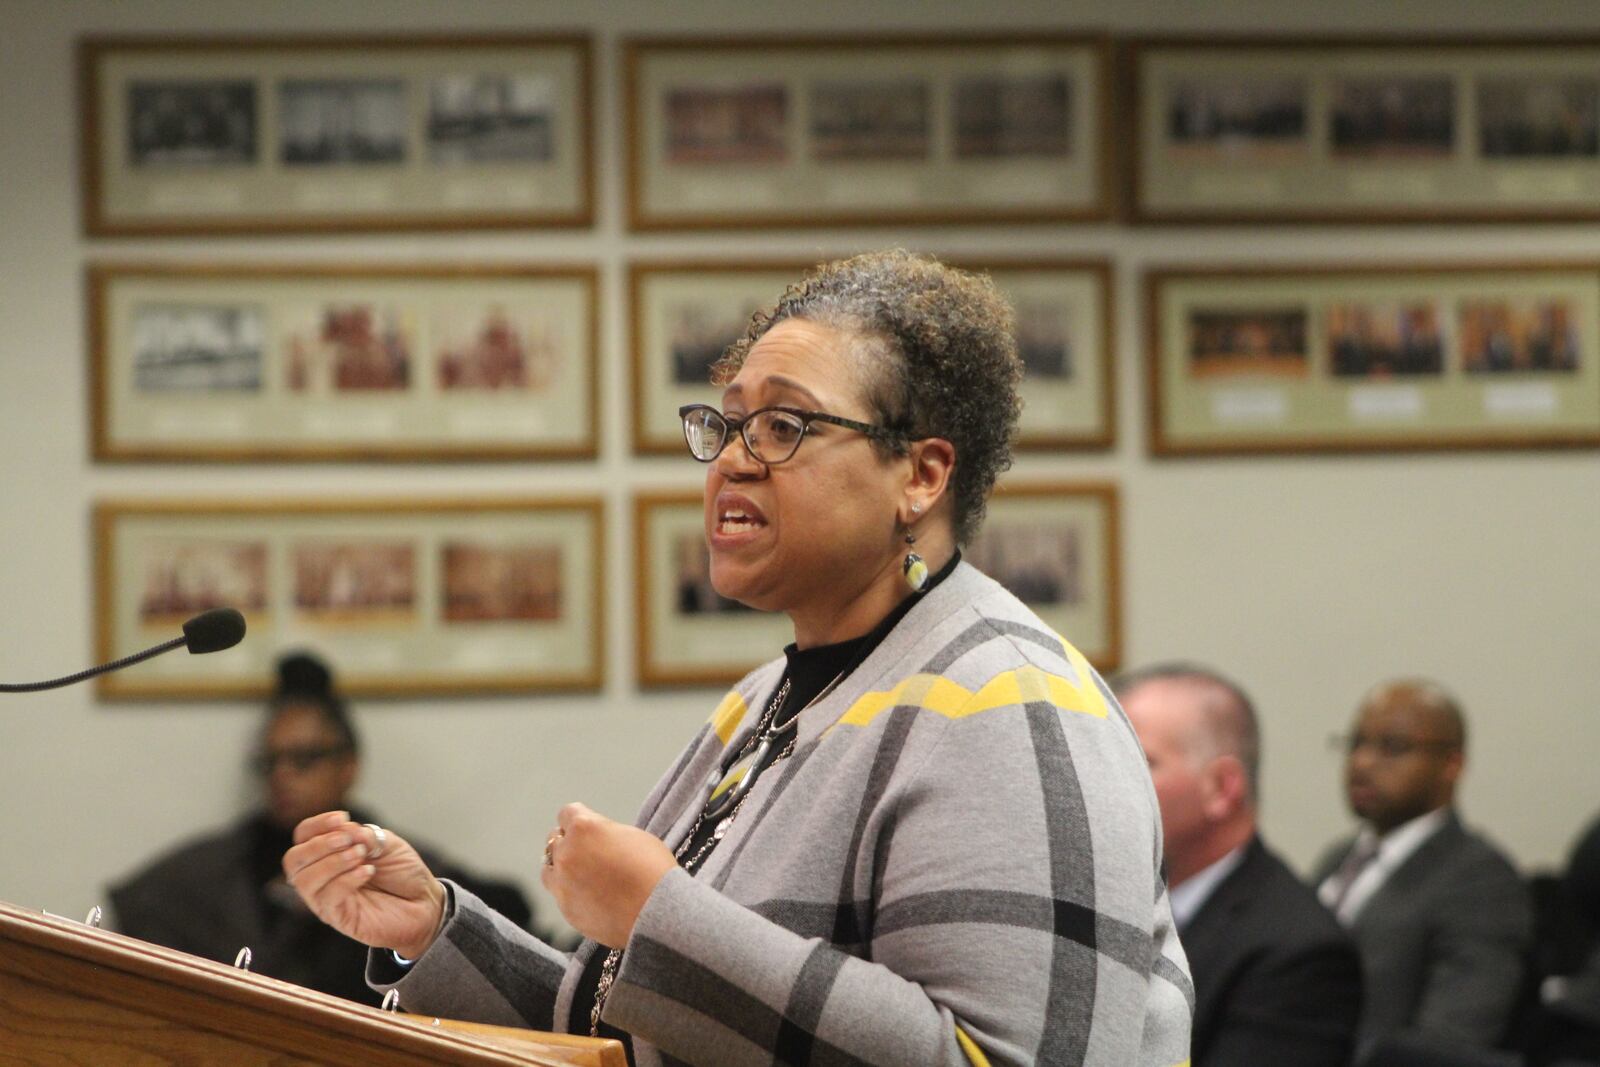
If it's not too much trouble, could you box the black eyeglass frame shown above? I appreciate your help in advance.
[1326,732,1461,759]
[248,743,353,776]
[678,403,908,465]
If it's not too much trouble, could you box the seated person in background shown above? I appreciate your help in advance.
[110,651,545,1005]
[1525,812,1600,1066]
[1314,678,1531,1058]
[1115,663,1361,1067]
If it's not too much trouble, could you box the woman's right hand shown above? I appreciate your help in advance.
[283,811,447,960]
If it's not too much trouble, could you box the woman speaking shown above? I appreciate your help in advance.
[284,251,1192,1066]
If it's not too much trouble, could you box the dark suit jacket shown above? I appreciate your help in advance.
[110,810,541,1005]
[1313,810,1532,1053]
[1180,835,1362,1067]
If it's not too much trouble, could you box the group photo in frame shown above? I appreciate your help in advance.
[79,34,593,235]
[632,483,1120,688]
[1146,262,1600,454]
[623,35,1111,230]
[95,497,605,699]
[88,262,598,461]
[628,258,1115,455]
[1128,36,1600,223]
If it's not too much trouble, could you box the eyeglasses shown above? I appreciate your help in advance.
[1328,733,1459,759]
[679,404,904,465]
[249,745,350,776]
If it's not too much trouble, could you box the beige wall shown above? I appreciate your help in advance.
[2,0,1597,940]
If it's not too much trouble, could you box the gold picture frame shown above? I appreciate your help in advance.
[95,497,605,699]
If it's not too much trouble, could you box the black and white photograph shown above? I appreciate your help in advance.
[809,79,930,160]
[663,83,788,163]
[667,299,756,385]
[953,74,1072,158]
[132,304,264,392]
[966,523,1082,606]
[1477,77,1600,158]
[1014,300,1074,380]
[673,534,750,615]
[1330,76,1455,158]
[126,79,256,167]
[1164,77,1307,160]
[278,78,408,166]
[428,72,556,164]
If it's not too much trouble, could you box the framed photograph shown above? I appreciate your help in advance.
[632,483,1120,687]
[89,263,598,461]
[1129,37,1600,223]
[628,258,1114,454]
[79,35,593,235]
[624,35,1111,229]
[95,497,604,699]
[634,490,791,687]
[972,482,1122,671]
[1146,263,1600,454]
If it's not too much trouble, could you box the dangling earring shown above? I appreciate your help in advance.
[902,503,927,592]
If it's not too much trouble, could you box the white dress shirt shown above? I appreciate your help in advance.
[1318,806,1450,926]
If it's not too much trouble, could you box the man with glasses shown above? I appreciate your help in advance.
[1313,678,1531,1060]
[110,651,544,1004]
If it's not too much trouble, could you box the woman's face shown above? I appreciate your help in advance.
[704,318,908,639]
[259,702,357,830]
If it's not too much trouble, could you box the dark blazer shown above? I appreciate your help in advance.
[1313,809,1532,1053]
[1180,835,1362,1067]
[110,811,540,1005]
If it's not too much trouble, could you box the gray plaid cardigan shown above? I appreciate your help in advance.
[374,563,1193,1066]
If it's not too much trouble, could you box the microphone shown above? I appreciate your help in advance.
[0,607,246,693]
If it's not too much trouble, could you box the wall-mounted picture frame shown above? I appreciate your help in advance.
[1129,37,1600,223]
[628,258,1114,454]
[632,482,1120,687]
[624,35,1111,230]
[95,497,605,699]
[79,35,593,236]
[973,481,1122,671]
[634,490,791,688]
[88,263,598,462]
[1146,262,1600,454]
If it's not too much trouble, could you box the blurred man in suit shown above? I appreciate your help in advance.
[1314,678,1531,1057]
[1116,663,1361,1067]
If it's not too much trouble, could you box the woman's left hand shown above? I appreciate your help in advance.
[540,802,678,949]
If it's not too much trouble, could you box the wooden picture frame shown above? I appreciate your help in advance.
[624,35,1112,230]
[88,262,599,462]
[975,481,1122,671]
[79,34,593,236]
[95,497,605,699]
[1146,262,1600,454]
[633,490,792,688]
[628,258,1114,454]
[632,482,1121,687]
[1128,36,1600,223]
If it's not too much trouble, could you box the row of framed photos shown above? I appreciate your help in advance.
[81,34,1600,233]
[94,484,1121,699]
[92,259,1600,459]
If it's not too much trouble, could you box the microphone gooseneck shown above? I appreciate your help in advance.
[0,608,247,693]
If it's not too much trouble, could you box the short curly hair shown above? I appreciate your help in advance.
[711,250,1021,545]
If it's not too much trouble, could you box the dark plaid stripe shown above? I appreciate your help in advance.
[1026,700,1097,1067]
[624,935,871,1066]
[921,617,1068,676]
[832,704,919,946]
[775,943,849,1064]
[748,898,870,952]
[448,904,559,1028]
[1153,954,1196,1014]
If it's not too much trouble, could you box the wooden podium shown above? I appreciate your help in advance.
[0,899,626,1066]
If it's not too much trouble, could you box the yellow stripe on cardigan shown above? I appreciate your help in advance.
[955,1025,992,1067]
[833,663,1109,731]
[708,690,748,746]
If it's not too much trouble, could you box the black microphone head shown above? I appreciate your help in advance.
[183,607,246,655]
